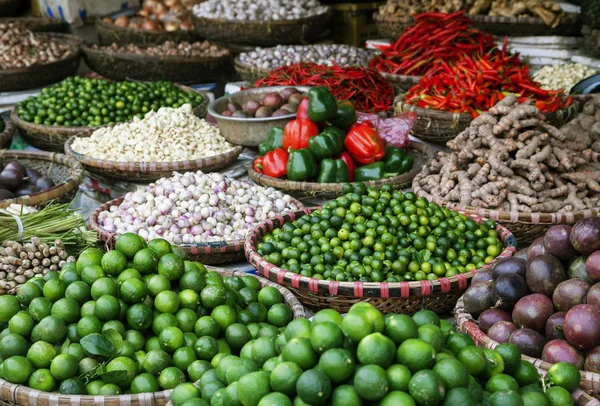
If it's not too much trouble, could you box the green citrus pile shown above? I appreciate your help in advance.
[170,303,580,406]
[0,233,294,396]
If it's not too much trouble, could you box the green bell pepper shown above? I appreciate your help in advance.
[258,127,284,156]
[384,146,414,174]
[354,162,385,182]
[330,100,357,129]
[398,154,414,174]
[321,126,345,151]
[287,148,318,181]
[309,127,344,160]
[316,159,349,183]
[307,87,337,123]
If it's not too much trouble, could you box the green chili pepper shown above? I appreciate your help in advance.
[330,100,357,129]
[316,159,349,183]
[354,162,386,182]
[287,148,317,181]
[308,129,343,160]
[258,127,284,156]
[384,146,408,173]
[307,87,337,123]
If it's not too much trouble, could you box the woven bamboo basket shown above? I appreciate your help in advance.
[244,208,517,314]
[0,119,15,149]
[373,13,413,40]
[81,44,232,84]
[89,197,304,265]
[469,13,581,37]
[455,295,600,397]
[379,71,422,94]
[233,56,270,82]
[192,9,332,47]
[0,150,83,209]
[413,172,600,246]
[0,33,81,92]
[544,99,581,127]
[248,142,433,206]
[0,0,23,17]
[0,17,69,32]
[64,136,243,182]
[96,15,201,46]
[10,86,208,152]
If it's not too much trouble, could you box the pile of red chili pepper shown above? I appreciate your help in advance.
[370,11,497,76]
[254,63,394,112]
[403,40,573,117]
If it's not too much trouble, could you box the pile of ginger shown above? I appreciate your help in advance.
[415,94,600,213]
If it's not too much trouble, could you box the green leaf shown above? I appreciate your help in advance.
[100,370,128,385]
[412,251,421,265]
[102,329,123,353]
[61,338,71,355]
[421,250,431,262]
[80,333,117,358]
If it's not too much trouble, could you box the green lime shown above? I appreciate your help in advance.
[179,289,200,310]
[433,358,470,391]
[51,297,80,324]
[43,278,66,302]
[147,275,171,298]
[408,369,445,405]
[130,372,160,394]
[546,386,573,406]
[251,336,277,367]
[257,286,282,309]
[59,378,87,395]
[468,375,484,403]
[396,338,436,373]
[195,336,219,361]
[282,338,317,370]
[179,270,206,293]
[212,305,236,332]
[443,387,477,406]
[38,315,66,344]
[65,281,91,305]
[50,353,78,380]
[94,294,120,321]
[99,383,121,395]
[446,332,475,355]
[187,359,212,382]
[155,291,180,314]
[64,343,84,361]
[357,332,396,368]
[125,329,146,351]
[270,362,302,397]
[60,269,80,285]
[153,313,178,336]
[482,348,505,379]
[132,248,158,275]
[81,265,105,286]
[173,346,197,372]
[86,379,104,395]
[126,303,153,331]
[175,308,198,333]
[488,390,524,406]
[387,364,412,392]
[159,366,186,390]
[16,283,42,306]
[118,268,143,285]
[28,297,52,322]
[546,361,580,392]
[226,323,252,351]
[418,325,445,352]
[28,368,56,392]
[381,391,417,406]
[201,285,226,309]
[171,382,201,406]
[143,349,173,375]
[341,311,374,343]
[522,392,550,406]
[2,356,33,384]
[119,278,148,305]
[312,309,343,327]
[76,247,104,273]
[27,341,56,368]
[78,357,99,375]
[247,303,267,323]
[9,311,34,337]
[158,253,185,281]
[384,314,418,345]
[284,318,311,341]
[195,316,220,338]
[331,385,363,406]
[147,238,172,259]
[457,346,487,376]
[106,356,138,388]
[159,326,185,353]
[258,392,292,406]
[103,319,126,338]
[101,250,128,276]
[354,364,389,401]
[318,348,354,384]
[0,333,29,358]
[237,371,273,406]
[485,374,520,393]
[412,310,441,327]
[226,358,259,385]
[115,233,145,259]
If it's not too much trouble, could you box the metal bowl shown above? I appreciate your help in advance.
[209,86,310,147]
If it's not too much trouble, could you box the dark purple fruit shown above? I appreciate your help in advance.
[544,225,578,261]
[232,110,248,118]
[509,328,546,358]
[587,283,600,308]
[568,256,593,284]
[546,312,566,340]
[4,161,26,176]
[564,304,600,350]
[515,248,528,261]
[14,185,41,197]
[525,255,566,297]
[226,101,242,112]
[512,293,554,333]
[492,274,529,309]
[542,339,584,369]
[262,93,284,111]
[492,257,527,279]
[272,109,291,117]
[584,346,600,373]
[527,237,548,261]
[570,218,600,254]
[0,188,14,200]
[255,106,273,118]
[288,93,304,106]
[280,87,300,101]
[478,308,512,333]
[242,100,261,116]
[25,167,42,184]
[488,321,517,343]
[552,278,591,312]
[0,169,24,191]
[463,282,493,317]
[35,176,55,190]
[586,251,600,283]
[472,269,493,285]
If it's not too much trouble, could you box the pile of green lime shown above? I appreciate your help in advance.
[257,184,504,282]
[0,233,294,396]
[170,303,580,406]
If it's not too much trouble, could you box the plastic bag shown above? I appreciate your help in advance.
[357,111,416,150]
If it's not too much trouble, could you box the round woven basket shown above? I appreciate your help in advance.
[413,172,600,246]
[455,295,600,398]
[0,150,83,209]
[233,56,270,82]
[0,119,16,149]
[0,0,23,17]
[544,99,581,127]
[96,16,201,46]
[0,33,81,92]
[81,43,232,84]
[469,13,581,37]
[89,197,305,265]
[248,142,434,206]
[244,208,517,314]
[379,71,422,94]
[192,9,332,47]
[64,135,243,182]
[0,17,69,32]
[373,13,413,40]
[10,86,208,153]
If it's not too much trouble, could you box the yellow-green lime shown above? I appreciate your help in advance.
[120,278,148,305]
[547,362,581,392]
[159,366,186,390]
[28,368,56,392]
[179,289,200,310]
[384,314,419,345]
[251,336,278,367]
[86,380,104,395]
[348,304,384,333]
[101,250,128,276]
[342,311,374,343]
[546,386,573,406]
[485,374,519,393]
[212,305,236,332]
[158,253,185,281]
[187,360,212,382]
[65,343,85,362]
[115,233,146,259]
[446,332,476,356]
[50,353,78,380]
[457,346,487,377]
[99,383,121,395]
[42,278,66,302]
[318,348,354,384]
[381,391,417,406]
[482,348,505,379]
[28,297,52,322]
[38,315,66,344]
[16,283,42,306]
[354,364,389,401]
[312,309,343,327]
[270,362,302,397]
[396,338,436,373]
[76,248,104,273]
[9,311,34,336]
[130,373,160,394]
[195,316,221,338]
[80,265,105,286]
[310,321,343,354]
[284,318,311,341]
[159,326,185,353]
[200,285,226,310]
[173,346,197,372]
[257,392,292,406]
[102,320,126,338]
[78,357,99,376]
[257,286,282,309]
[142,349,173,375]
[179,270,206,293]
[125,329,146,351]
[91,277,118,300]
[387,364,412,392]
[106,356,138,388]
[357,332,396,368]
[155,291,180,314]
[153,313,178,335]
[27,341,56,368]
[281,337,317,370]
[59,269,80,285]
[412,310,441,327]
[118,268,143,285]
[147,238,172,259]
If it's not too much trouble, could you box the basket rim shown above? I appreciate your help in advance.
[248,141,434,193]
[244,207,518,297]
[88,195,305,253]
[0,150,84,208]
[81,42,232,64]
[396,99,473,122]
[0,119,16,145]
[413,171,600,224]
[192,7,332,27]
[64,135,243,174]
[468,12,580,25]
[233,55,270,76]
[95,13,197,37]
[372,12,413,24]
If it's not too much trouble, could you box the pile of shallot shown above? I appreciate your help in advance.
[104,0,198,32]
[97,171,300,244]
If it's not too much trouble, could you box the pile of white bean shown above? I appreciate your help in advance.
[193,0,328,20]
[532,63,597,93]
[71,104,233,162]
[97,171,300,244]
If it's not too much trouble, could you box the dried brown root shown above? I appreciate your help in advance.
[508,193,533,212]
[488,94,518,115]
[538,185,568,199]
[472,163,491,186]
[467,163,482,177]
[565,183,587,211]
[584,100,596,115]
[531,199,566,212]
[457,171,474,206]
[472,181,506,203]
[498,176,536,196]
[539,122,566,141]
[493,105,539,135]
[515,134,549,160]
[488,154,513,177]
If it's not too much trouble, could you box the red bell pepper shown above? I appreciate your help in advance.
[338,151,356,182]
[296,97,309,120]
[282,118,319,150]
[262,148,288,178]
[344,121,385,164]
[254,156,264,173]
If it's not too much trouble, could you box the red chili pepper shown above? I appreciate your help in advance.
[254,156,264,174]
[345,121,385,164]
[282,118,319,150]
[262,148,288,178]
[338,151,357,182]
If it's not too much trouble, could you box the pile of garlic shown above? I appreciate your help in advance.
[71,104,234,162]
[532,63,597,93]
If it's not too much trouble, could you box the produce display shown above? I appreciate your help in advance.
[0,23,74,70]
[254,87,414,183]
[256,183,503,282]
[0,160,56,199]
[192,0,328,20]
[90,41,229,58]
[561,96,600,155]
[238,44,372,71]
[102,0,199,31]
[16,77,204,127]
[0,234,297,395]
[532,63,597,93]
[96,171,301,244]
[255,64,395,112]
[414,95,599,212]
[462,218,600,375]
[170,303,582,406]
[71,104,234,163]
[219,88,305,118]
